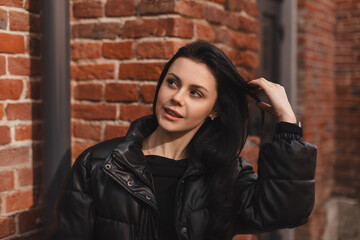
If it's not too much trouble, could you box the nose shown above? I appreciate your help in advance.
[171,89,185,105]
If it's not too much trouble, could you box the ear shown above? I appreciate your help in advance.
[209,104,219,120]
[208,110,219,120]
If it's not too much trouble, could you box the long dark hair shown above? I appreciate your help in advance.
[153,41,258,239]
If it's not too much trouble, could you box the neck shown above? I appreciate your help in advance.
[144,127,197,160]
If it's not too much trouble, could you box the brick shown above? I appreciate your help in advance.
[119,104,152,121]
[0,33,25,53]
[137,41,185,59]
[15,124,42,141]
[10,11,40,32]
[0,103,3,120]
[230,32,259,51]
[71,64,115,80]
[102,41,135,59]
[214,26,231,45]
[6,103,41,120]
[175,0,204,18]
[105,124,129,140]
[140,84,156,103]
[71,42,101,60]
[123,18,194,39]
[73,1,103,18]
[0,147,30,167]
[233,51,258,68]
[5,189,37,213]
[15,125,32,141]
[0,9,7,30]
[73,122,102,141]
[0,56,5,75]
[119,62,165,81]
[139,0,175,15]
[0,0,22,7]
[26,80,42,99]
[72,103,117,120]
[74,83,104,101]
[105,83,138,102]
[0,217,15,238]
[0,79,23,100]
[72,141,94,160]
[0,126,10,145]
[25,0,41,13]
[72,22,122,40]
[205,5,227,24]
[28,36,41,56]
[207,0,226,5]
[196,23,215,42]
[19,208,42,233]
[224,15,258,33]
[8,57,41,76]
[0,171,14,192]
[18,166,41,187]
[106,0,136,17]
[226,0,244,11]
[244,1,258,17]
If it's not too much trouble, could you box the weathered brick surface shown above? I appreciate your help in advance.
[0,33,25,53]
[71,64,115,80]
[119,62,165,81]
[0,217,15,238]
[74,83,104,101]
[105,0,136,17]
[333,0,360,199]
[5,190,37,213]
[71,42,101,60]
[137,41,186,59]
[105,83,138,102]
[73,122,102,141]
[0,2,42,238]
[0,9,7,29]
[0,171,14,192]
[102,41,135,59]
[73,1,103,18]
[72,103,117,120]
[0,79,23,100]
[123,18,194,39]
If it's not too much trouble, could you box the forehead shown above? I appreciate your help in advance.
[167,57,217,87]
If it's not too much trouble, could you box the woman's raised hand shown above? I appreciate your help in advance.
[248,78,297,124]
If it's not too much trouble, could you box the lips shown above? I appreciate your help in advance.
[164,107,183,118]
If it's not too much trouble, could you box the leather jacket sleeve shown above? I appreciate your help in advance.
[234,122,317,233]
[46,150,95,240]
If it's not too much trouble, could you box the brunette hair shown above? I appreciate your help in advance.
[153,41,258,239]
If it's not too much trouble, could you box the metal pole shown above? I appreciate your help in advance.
[41,0,71,235]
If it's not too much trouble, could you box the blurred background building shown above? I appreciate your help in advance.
[0,0,359,239]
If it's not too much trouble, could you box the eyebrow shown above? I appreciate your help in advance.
[167,73,209,93]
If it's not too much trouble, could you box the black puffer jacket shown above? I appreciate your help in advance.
[47,115,317,240]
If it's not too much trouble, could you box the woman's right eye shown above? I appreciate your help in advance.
[167,79,178,88]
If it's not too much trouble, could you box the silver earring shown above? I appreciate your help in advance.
[210,116,214,120]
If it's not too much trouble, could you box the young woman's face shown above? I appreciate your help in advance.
[155,57,218,135]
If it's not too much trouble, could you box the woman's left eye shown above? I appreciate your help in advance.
[190,90,202,98]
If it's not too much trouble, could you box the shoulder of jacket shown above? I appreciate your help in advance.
[76,137,128,165]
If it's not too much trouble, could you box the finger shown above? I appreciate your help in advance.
[256,101,272,112]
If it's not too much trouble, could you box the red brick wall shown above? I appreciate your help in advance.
[333,0,360,199]
[296,0,337,239]
[0,0,42,239]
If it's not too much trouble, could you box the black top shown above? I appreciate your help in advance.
[145,155,188,240]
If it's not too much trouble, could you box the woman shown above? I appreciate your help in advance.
[47,41,317,240]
